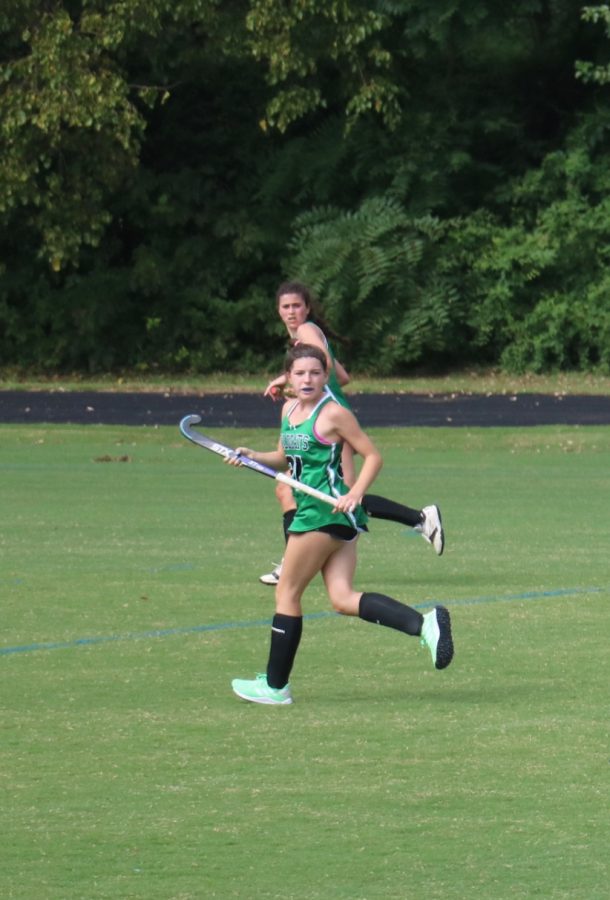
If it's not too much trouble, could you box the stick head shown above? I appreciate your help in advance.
[180,413,202,430]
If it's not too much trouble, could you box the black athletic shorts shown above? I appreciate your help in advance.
[316,523,369,542]
[288,523,369,542]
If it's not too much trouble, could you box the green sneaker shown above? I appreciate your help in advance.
[231,673,293,705]
[420,605,454,670]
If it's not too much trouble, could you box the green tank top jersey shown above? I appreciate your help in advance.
[280,393,368,534]
[305,321,351,410]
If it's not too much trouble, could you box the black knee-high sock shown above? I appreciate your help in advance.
[267,613,303,688]
[282,510,296,543]
[359,592,423,636]
[362,495,423,528]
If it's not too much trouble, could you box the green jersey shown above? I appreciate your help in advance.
[280,393,368,534]
[305,322,351,410]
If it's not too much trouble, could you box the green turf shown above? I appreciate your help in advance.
[1,424,609,899]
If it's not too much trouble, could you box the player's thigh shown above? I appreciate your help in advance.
[321,539,360,615]
[275,480,296,509]
[277,532,338,602]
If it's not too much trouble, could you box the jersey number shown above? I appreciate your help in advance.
[286,454,303,482]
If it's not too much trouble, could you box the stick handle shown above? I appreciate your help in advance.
[179,414,338,508]
[274,471,337,508]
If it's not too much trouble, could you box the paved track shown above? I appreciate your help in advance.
[1,389,610,427]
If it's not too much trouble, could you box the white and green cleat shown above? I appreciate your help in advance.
[232,673,293,705]
[420,605,454,670]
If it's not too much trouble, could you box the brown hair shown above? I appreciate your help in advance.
[276,280,312,308]
[284,342,328,373]
[275,280,347,348]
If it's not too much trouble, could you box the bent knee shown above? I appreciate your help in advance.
[329,590,360,617]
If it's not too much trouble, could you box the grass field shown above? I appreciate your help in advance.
[1,423,609,899]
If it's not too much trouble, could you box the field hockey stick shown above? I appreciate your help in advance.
[179,414,338,508]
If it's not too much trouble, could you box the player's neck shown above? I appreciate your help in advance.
[290,391,324,420]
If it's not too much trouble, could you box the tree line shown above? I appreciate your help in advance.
[1,1,610,375]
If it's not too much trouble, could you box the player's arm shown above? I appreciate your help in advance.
[294,322,333,370]
[264,374,287,398]
[333,357,350,387]
[318,405,383,511]
[230,400,290,469]
[297,322,350,387]
[228,439,288,471]
[265,322,331,399]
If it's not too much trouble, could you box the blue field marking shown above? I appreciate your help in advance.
[0,585,606,658]
[427,585,607,608]
[0,611,333,657]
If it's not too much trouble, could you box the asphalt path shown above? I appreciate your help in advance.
[1,389,610,427]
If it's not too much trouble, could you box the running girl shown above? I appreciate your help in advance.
[228,343,454,705]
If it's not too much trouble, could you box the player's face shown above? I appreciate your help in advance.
[278,293,309,334]
[288,357,327,401]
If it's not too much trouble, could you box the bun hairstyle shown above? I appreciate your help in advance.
[284,342,328,372]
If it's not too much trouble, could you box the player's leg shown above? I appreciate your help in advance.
[321,540,421,631]
[362,495,445,556]
[320,536,360,615]
[233,531,338,704]
[261,489,444,589]
[259,481,296,585]
[321,540,454,669]
[275,530,336,616]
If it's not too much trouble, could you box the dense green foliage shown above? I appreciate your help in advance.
[1,1,610,374]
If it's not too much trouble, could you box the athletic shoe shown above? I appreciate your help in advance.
[259,560,283,586]
[420,605,454,670]
[231,673,293,705]
[417,505,445,556]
